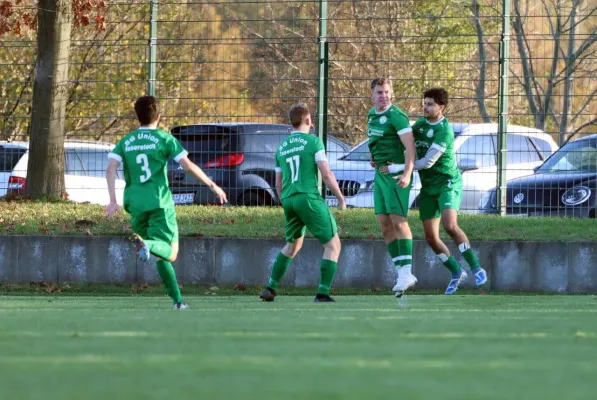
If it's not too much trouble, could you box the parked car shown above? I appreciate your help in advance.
[479,134,597,218]
[0,140,125,205]
[326,123,559,212]
[168,123,350,206]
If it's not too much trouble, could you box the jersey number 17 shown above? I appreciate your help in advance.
[285,155,300,183]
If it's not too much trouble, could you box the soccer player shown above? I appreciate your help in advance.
[380,88,488,294]
[259,103,346,303]
[105,95,227,309]
[367,77,418,298]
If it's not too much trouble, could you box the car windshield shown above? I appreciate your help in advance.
[340,141,371,161]
[340,122,466,162]
[537,137,597,173]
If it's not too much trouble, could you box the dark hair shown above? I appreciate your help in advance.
[370,77,391,90]
[423,88,449,107]
[134,96,160,125]
[288,103,311,129]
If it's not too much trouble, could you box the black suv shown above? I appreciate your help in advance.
[168,123,350,206]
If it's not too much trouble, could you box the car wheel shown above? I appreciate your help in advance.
[241,190,272,206]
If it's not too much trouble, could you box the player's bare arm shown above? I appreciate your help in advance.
[179,156,228,204]
[396,131,415,188]
[317,160,347,210]
[275,171,282,199]
[105,158,121,217]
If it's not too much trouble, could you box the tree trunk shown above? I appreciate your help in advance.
[25,0,72,198]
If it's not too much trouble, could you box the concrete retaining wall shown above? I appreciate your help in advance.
[0,236,596,293]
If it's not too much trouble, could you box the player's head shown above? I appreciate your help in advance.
[134,96,160,126]
[423,88,448,120]
[288,103,312,129]
[370,77,392,111]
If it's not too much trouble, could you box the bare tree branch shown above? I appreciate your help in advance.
[572,116,597,135]
[571,87,597,124]
[471,0,491,122]
[512,0,541,127]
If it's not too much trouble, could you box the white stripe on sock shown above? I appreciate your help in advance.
[392,255,412,262]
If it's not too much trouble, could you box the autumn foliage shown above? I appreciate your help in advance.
[0,0,107,35]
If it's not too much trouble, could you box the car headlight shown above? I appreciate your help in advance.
[479,191,492,209]
[561,186,592,206]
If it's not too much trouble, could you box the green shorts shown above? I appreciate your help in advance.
[418,183,462,221]
[131,207,179,244]
[373,169,412,216]
[282,193,337,244]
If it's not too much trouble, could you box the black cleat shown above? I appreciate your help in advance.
[314,294,335,303]
[259,287,276,302]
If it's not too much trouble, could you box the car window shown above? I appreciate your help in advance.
[539,137,597,172]
[66,150,84,175]
[76,149,112,178]
[326,138,348,161]
[342,141,371,162]
[244,131,286,156]
[529,137,554,159]
[0,146,26,172]
[507,134,540,164]
[456,135,497,167]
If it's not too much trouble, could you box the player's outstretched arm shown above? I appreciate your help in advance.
[178,156,228,204]
[317,160,346,210]
[413,145,445,170]
[105,158,121,217]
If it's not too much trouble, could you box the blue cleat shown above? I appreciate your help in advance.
[129,234,150,262]
[445,270,468,295]
[472,267,488,286]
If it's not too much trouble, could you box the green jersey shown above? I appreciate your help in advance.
[367,104,412,165]
[412,117,460,189]
[274,131,326,200]
[108,128,187,212]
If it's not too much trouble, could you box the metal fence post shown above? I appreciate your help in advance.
[497,0,511,216]
[147,0,159,96]
[317,0,329,198]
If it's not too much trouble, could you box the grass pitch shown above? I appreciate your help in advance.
[1,295,596,399]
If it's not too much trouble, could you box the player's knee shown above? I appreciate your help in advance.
[168,244,179,262]
[283,240,302,258]
[443,221,459,236]
[323,236,341,256]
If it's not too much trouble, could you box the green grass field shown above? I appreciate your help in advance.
[1,295,596,399]
[1,200,596,241]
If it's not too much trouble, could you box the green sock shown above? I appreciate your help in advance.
[387,240,401,270]
[145,239,173,260]
[318,259,338,295]
[267,252,292,289]
[439,255,462,275]
[397,239,413,274]
[156,260,183,304]
[459,243,480,269]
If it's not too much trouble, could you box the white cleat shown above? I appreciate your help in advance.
[174,303,189,310]
[392,273,418,298]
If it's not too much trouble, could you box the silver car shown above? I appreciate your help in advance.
[326,124,559,213]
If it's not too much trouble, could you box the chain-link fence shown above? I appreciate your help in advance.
[1,0,595,216]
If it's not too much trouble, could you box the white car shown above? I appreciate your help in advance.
[327,123,559,213]
[0,140,124,205]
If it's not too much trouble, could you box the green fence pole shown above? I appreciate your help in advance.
[317,0,329,198]
[497,0,511,216]
[147,0,158,96]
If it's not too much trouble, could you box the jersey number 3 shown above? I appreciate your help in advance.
[285,155,300,183]
[136,154,152,183]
